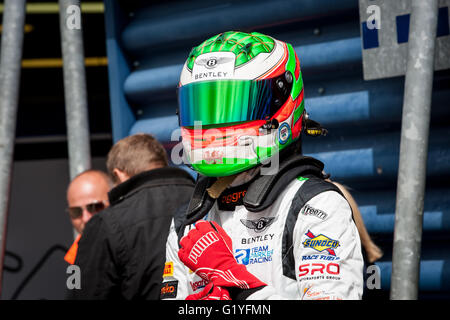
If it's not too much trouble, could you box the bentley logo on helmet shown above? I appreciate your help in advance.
[195,56,234,69]
[207,58,217,67]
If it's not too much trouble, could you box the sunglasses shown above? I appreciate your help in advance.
[67,201,106,219]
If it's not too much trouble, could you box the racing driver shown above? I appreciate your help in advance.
[161,31,364,300]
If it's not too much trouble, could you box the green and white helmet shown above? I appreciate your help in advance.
[177,31,306,177]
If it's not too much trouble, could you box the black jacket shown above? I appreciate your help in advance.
[68,166,195,300]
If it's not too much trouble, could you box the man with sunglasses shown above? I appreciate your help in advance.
[64,170,112,264]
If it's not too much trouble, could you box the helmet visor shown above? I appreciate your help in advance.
[178,79,275,127]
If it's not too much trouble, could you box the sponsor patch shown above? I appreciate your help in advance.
[302,286,343,300]
[301,254,340,261]
[240,217,276,233]
[298,262,341,281]
[163,261,174,277]
[241,233,274,245]
[160,281,178,299]
[217,180,251,211]
[190,278,208,292]
[301,204,328,220]
[278,122,290,144]
[235,245,273,265]
[221,190,246,205]
[302,230,340,256]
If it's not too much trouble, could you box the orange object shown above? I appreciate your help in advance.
[64,234,81,265]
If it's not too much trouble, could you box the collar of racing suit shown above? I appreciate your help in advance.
[184,154,325,224]
[205,167,261,199]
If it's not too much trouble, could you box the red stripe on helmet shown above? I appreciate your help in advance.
[182,121,265,149]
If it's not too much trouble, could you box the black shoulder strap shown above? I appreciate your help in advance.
[243,155,325,212]
[176,175,216,245]
[173,203,189,239]
[281,175,344,280]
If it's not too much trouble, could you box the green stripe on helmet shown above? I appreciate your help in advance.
[286,43,303,100]
[293,100,305,125]
[187,31,275,70]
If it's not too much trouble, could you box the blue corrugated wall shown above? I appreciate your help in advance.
[104,0,450,298]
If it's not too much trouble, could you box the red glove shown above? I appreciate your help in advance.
[179,220,266,290]
[186,283,231,300]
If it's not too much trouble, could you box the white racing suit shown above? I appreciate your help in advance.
[161,159,364,300]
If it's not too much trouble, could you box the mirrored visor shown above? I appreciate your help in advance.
[178,79,275,127]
